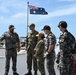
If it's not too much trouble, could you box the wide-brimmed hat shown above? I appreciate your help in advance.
[36,32,45,38]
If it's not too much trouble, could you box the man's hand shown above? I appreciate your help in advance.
[34,49,36,52]
[17,42,20,52]
[34,55,36,58]
[25,48,27,51]
[72,54,76,60]
[17,47,20,52]
[44,52,49,57]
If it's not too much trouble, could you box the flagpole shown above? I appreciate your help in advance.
[27,2,29,36]
[26,2,29,48]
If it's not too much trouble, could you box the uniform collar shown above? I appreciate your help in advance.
[30,30,35,34]
[60,30,68,35]
[48,32,52,36]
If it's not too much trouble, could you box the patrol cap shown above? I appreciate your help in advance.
[42,25,51,31]
[58,21,67,28]
[9,25,15,29]
[28,23,35,27]
[36,33,45,38]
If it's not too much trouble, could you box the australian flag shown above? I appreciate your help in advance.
[29,5,48,15]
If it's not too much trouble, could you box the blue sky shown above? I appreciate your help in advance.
[0,0,76,38]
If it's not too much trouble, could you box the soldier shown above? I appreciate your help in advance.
[25,23,38,75]
[70,40,76,75]
[42,25,56,75]
[58,21,75,75]
[34,33,45,75]
[0,25,20,75]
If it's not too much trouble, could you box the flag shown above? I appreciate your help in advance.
[28,5,48,15]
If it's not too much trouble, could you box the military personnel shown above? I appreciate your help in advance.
[34,33,45,75]
[73,40,76,74]
[42,25,56,75]
[58,21,75,75]
[0,25,20,75]
[25,23,38,75]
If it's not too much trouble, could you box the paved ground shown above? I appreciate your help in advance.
[0,49,60,75]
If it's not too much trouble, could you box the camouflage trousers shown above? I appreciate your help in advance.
[27,49,37,72]
[5,48,17,73]
[46,53,56,75]
[59,57,74,75]
[37,57,45,75]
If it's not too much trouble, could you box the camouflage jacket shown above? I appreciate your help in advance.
[26,30,38,49]
[45,32,56,53]
[59,30,75,57]
[0,31,20,50]
[35,39,45,58]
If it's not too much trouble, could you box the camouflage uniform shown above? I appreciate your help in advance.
[0,31,20,74]
[59,30,75,75]
[26,30,38,72]
[34,40,45,75]
[45,32,56,75]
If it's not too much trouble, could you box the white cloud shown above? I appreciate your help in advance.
[0,12,27,26]
[0,0,76,27]
[59,0,75,2]
[30,5,76,22]
[0,4,76,25]
[29,4,76,23]
[0,0,26,13]
[12,12,26,18]
[48,5,76,17]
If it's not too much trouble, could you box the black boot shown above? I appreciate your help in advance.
[4,73,8,75]
[25,71,32,75]
[34,71,37,75]
[13,72,19,75]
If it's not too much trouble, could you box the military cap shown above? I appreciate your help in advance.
[58,21,67,28]
[9,25,15,29]
[42,25,51,31]
[36,32,45,38]
[28,23,35,27]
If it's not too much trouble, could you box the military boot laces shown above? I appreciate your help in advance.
[25,71,32,75]
[13,72,19,75]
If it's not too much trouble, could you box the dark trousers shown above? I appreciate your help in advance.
[60,57,74,75]
[27,49,37,72]
[46,53,56,75]
[5,49,17,73]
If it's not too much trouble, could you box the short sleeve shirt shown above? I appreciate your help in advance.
[45,32,56,52]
